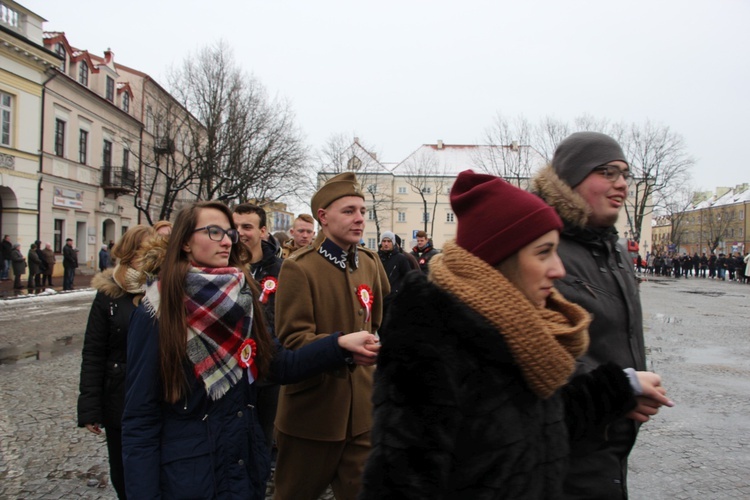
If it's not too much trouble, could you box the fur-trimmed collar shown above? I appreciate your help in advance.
[532,165,590,229]
[91,268,126,299]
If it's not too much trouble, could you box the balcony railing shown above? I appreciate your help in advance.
[101,166,136,194]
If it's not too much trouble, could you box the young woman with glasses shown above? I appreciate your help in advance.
[122,201,379,499]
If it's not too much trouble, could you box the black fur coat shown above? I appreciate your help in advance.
[360,272,635,500]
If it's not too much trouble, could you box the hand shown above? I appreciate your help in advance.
[625,371,674,422]
[338,331,380,366]
[85,423,102,435]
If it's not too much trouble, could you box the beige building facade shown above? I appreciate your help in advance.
[0,1,59,249]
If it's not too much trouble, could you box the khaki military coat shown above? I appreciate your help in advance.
[274,233,389,441]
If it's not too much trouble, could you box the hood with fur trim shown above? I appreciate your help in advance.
[91,268,125,299]
[532,165,591,229]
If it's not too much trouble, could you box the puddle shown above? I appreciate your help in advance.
[681,290,726,297]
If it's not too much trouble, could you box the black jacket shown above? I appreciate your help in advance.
[250,238,283,336]
[377,249,411,295]
[77,269,140,429]
[534,166,646,499]
[410,240,439,273]
[1,239,12,260]
[361,272,635,500]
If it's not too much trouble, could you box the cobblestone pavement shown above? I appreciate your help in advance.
[0,277,748,498]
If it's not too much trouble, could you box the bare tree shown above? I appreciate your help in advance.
[168,41,310,205]
[703,206,735,254]
[658,185,697,252]
[477,113,535,186]
[317,134,393,243]
[400,149,449,236]
[622,121,694,242]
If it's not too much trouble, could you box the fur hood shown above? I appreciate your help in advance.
[91,268,125,299]
[532,165,591,229]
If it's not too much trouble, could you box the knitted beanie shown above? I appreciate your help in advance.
[311,172,365,222]
[380,231,395,244]
[552,131,628,188]
[450,170,562,266]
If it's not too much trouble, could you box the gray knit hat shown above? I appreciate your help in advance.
[380,231,395,244]
[552,131,628,188]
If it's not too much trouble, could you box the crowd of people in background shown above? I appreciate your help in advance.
[637,251,750,283]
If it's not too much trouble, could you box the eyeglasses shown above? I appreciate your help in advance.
[192,225,239,244]
[592,165,631,182]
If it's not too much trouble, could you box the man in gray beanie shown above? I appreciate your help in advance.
[533,131,652,500]
[377,231,411,313]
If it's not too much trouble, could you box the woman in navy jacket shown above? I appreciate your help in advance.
[122,201,379,499]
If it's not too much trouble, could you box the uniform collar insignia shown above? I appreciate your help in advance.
[319,238,359,271]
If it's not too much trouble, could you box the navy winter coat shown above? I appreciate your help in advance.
[122,305,353,500]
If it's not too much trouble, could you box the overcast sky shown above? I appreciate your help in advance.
[23,0,749,193]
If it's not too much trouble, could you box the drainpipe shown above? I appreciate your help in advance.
[38,68,59,243]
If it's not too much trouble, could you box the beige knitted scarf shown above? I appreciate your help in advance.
[112,264,146,295]
[429,240,591,399]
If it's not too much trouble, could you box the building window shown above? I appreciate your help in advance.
[0,91,11,146]
[398,186,406,194]
[105,76,115,102]
[740,211,745,221]
[54,119,65,157]
[78,61,89,86]
[397,212,406,223]
[122,149,129,169]
[421,187,432,194]
[446,212,455,223]
[122,92,129,113]
[368,210,375,220]
[79,129,88,164]
[145,106,154,134]
[0,3,19,30]
[368,238,376,249]
[347,155,362,170]
[423,211,430,222]
[54,219,64,253]
[55,43,66,72]
[367,184,378,193]
[103,140,112,168]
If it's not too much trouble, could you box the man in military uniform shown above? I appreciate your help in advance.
[273,172,389,500]
[280,213,316,258]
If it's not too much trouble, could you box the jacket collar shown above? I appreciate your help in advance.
[313,233,359,271]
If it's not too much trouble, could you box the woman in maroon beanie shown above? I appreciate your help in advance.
[360,170,673,499]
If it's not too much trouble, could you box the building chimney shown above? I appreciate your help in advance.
[437,140,444,150]
[104,48,114,65]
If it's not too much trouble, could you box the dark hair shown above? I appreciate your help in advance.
[158,201,273,403]
[233,203,267,229]
[416,230,428,239]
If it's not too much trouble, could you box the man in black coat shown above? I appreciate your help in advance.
[63,238,78,290]
[410,230,439,273]
[232,203,282,456]
[534,132,649,499]
[1,234,13,280]
[377,231,411,312]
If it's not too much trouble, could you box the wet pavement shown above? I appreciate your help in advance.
[0,276,748,498]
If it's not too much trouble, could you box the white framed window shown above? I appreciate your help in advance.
[368,210,375,220]
[421,187,432,194]
[423,211,430,222]
[367,238,376,249]
[79,129,88,164]
[54,119,66,157]
[367,184,378,193]
[0,92,12,146]
[398,186,407,194]
[397,212,406,223]
[55,43,66,72]
[446,212,455,223]
[122,92,130,113]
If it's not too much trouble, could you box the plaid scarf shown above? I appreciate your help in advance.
[142,266,254,401]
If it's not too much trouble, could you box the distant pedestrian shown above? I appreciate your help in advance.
[11,243,26,289]
[98,245,110,272]
[63,238,78,290]
[27,243,42,289]
[410,230,439,273]
[1,234,12,280]
[41,243,56,286]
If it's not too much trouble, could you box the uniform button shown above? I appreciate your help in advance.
[237,411,243,418]
[238,459,245,466]
[358,310,363,316]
